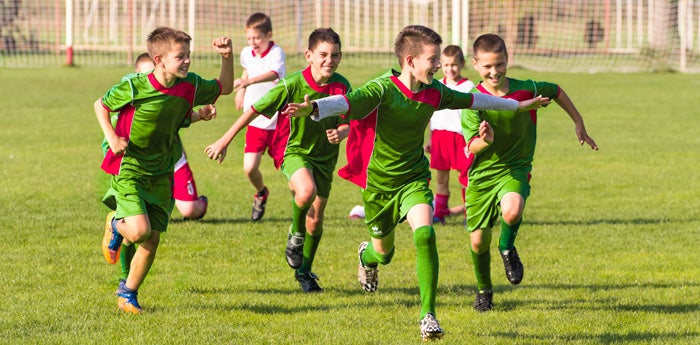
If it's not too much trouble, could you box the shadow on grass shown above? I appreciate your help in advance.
[490,330,700,344]
[170,216,292,225]
[527,217,700,226]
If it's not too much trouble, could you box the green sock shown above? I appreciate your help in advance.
[414,226,438,319]
[290,200,309,235]
[498,218,522,252]
[360,242,379,267]
[297,230,322,274]
[119,243,136,281]
[470,247,492,292]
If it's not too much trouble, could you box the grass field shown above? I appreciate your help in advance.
[1,62,699,344]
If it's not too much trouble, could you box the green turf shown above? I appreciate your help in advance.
[0,63,698,344]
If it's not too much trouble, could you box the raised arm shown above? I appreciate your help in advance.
[554,89,598,150]
[212,37,234,95]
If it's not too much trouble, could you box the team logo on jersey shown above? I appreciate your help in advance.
[371,226,382,236]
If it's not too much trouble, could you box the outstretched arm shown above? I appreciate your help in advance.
[282,94,348,121]
[212,37,234,95]
[204,108,259,163]
[554,89,598,150]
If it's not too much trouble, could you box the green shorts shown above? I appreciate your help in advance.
[280,154,334,198]
[362,179,433,238]
[465,172,530,233]
[102,173,174,232]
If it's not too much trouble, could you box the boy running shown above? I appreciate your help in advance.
[463,33,598,312]
[283,25,549,341]
[97,27,233,313]
[235,12,286,221]
[204,28,350,293]
[425,45,474,224]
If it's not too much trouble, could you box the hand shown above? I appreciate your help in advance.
[326,129,341,144]
[282,94,313,117]
[575,124,599,150]
[198,104,217,121]
[204,140,228,163]
[479,120,494,144]
[211,37,232,59]
[233,78,248,92]
[108,136,128,155]
[234,90,245,110]
[518,95,551,111]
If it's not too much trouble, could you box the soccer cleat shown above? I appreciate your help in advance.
[473,290,494,312]
[419,313,444,341]
[295,271,323,293]
[432,215,446,225]
[114,279,126,295]
[117,287,143,314]
[357,242,379,292]
[251,187,269,221]
[101,211,123,265]
[500,247,524,285]
[285,227,305,269]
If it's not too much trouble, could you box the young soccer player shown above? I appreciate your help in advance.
[235,12,286,221]
[425,45,474,224]
[463,33,598,312]
[283,25,549,341]
[204,28,350,293]
[105,53,216,288]
[97,27,233,313]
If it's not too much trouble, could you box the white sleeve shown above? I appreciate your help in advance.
[310,95,349,121]
[470,93,519,111]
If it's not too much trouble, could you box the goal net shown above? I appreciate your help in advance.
[1,0,698,73]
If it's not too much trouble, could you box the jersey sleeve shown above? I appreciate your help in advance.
[268,46,286,78]
[251,79,289,119]
[100,77,134,112]
[438,83,475,111]
[533,80,561,99]
[461,107,482,142]
[345,80,384,120]
[193,74,222,107]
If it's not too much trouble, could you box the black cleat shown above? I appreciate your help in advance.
[295,271,323,293]
[473,290,494,312]
[285,230,304,269]
[251,187,268,221]
[500,247,524,285]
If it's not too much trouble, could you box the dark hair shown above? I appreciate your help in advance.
[246,12,272,34]
[394,25,442,67]
[472,33,508,59]
[308,28,341,51]
[146,27,191,57]
[442,45,465,64]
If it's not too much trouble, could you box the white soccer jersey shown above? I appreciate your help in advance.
[429,78,475,133]
[240,42,286,130]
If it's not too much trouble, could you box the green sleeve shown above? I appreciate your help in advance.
[345,80,384,120]
[100,77,134,112]
[461,108,482,142]
[252,80,290,119]
[438,82,475,110]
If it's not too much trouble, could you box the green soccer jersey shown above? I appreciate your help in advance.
[338,69,477,193]
[100,72,221,177]
[253,66,350,169]
[462,78,560,184]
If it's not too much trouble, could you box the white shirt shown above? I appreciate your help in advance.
[240,42,286,130]
[429,78,475,133]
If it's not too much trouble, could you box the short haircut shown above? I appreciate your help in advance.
[134,52,152,68]
[442,45,465,64]
[472,33,508,59]
[246,12,272,34]
[394,25,442,67]
[308,28,341,51]
[146,27,191,58]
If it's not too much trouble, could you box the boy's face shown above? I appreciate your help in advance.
[440,55,464,82]
[156,42,191,79]
[472,50,508,91]
[246,28,273,56]
[135,60,155,74]
[409,44,441,85]
[306,41,342,84]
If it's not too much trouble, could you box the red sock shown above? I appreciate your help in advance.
[434,193,449,218]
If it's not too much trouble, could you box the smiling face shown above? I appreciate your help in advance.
[472,49,508,94]
[409,43,442,86]
[245,28,272,56]
[156,42,191,82]
[440,54,465,84]
[306,41,342,85]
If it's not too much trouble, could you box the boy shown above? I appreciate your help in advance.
[425,45,474,224]
[97,27,233,313]
[105,53,216,288]
[204,28,350,293]
[235,12,286,221]
[463,33,598,312]
[283,25,548,341]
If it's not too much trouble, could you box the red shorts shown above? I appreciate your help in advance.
[429,130,468,171]
[244,126,276,154]
[172,162,199,201]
